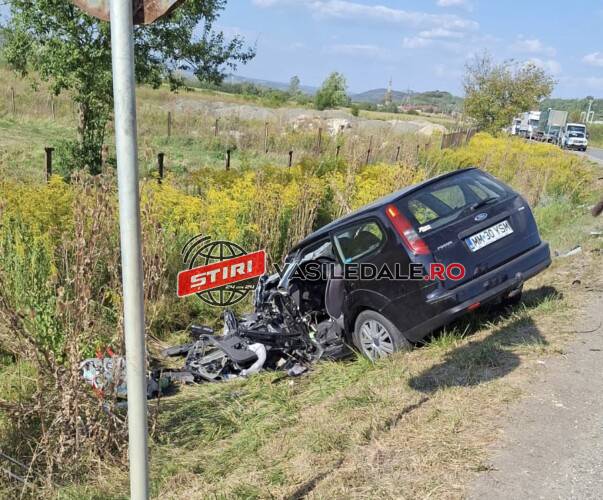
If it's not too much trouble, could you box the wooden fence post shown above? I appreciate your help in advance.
[365,136,373,165]
[264,122,269,153]
[10,87,15,114]
[167,111,172,139]
[395,145,401,162]
[317,127,323,153]
[44,147,54,182]
[288,150,293,168]
[157,152,165,183]
[214,118,219,137]
[225,149,231,170]
[336,145,341,158]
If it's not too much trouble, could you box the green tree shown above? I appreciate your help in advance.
[463,53,555,133]
[2,0,255,173]
[288,75,301,96]
[315,72,349,110]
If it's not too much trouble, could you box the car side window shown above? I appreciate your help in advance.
[333,221,385,263]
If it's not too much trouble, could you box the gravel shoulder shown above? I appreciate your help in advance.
[470,267,603,499]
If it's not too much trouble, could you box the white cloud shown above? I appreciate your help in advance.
[583,52,603,67]
[418,28,465,39]
[402,37,433,49]
[512,36,556,57]
[527,58,562,75]
[436,0,473,10]
[325,43,389,59]
[253,0,478,31]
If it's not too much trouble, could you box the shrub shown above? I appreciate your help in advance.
[423,133,592,206]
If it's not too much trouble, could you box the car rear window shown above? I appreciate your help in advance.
[401,170,511,232]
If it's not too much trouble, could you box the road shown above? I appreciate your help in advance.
[583,147,603,165]
[471,282,603,498]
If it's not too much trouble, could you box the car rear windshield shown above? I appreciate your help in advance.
[399,170,512,233]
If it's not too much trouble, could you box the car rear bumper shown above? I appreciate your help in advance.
[402,242,551,342]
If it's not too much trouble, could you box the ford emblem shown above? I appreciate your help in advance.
[474,212,488,222]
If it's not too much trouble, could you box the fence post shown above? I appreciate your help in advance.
[214,118,219,137]
[264,122,269,154]
[10,87,15,114]
[336,145,341,158]
[317,127,323,153]
[157,152,165,184]
[395,145,401,162]
[225,149,231,170]
[288,150,293,168]
[366,136,373,165]
[167,111,172,139]
[44,147,54,182]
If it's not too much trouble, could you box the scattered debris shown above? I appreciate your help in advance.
[80,351,170,399]
[557,246,582,258]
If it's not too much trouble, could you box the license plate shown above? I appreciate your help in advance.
[466,220,513,252]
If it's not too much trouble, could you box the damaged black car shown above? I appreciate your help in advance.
[165,167,551,380]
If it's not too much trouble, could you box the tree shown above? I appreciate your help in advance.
[2,0,255,173]
[315,72,349,110]
[463,53,555,133]
[288,75,301,96]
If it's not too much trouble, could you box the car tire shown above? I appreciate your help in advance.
[353,310,411,360]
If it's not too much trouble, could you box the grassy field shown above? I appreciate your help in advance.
[0,66,455,184]
[1,64,602,498]
[588,123,603,148]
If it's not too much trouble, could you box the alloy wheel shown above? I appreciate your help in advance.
[359,319,395,360]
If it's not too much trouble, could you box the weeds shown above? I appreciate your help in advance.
[0,124,596,495]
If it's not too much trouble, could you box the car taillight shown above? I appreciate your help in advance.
[385,204,430,256]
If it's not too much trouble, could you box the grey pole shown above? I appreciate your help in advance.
[108,1,149,499]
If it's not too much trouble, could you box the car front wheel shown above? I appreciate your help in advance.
[353,310,410,360]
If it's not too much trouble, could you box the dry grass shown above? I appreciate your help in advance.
[51,230,600,499]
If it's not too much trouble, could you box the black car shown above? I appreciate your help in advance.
[167,168,551,380]
[281,167,551,360]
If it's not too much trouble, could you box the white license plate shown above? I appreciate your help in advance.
[466,220,513,252]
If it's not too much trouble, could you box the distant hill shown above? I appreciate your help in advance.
[351,88,463,112]
[540,98,603,121]
[225,75,318,95]
[350,88,411,103]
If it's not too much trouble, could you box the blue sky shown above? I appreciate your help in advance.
[215,0,603,98]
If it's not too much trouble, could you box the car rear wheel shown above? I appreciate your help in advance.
[353,310,410,361]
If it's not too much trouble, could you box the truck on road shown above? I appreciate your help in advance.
[560,122,588,151]
[537,109,568,143]
[519,111,541,139]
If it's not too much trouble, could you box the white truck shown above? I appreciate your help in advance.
[519,111,541,139]
[537,109,568,143]
[560,122,588,151]
[510,117,522,135]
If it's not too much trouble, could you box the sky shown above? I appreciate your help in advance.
[214,0,603,98]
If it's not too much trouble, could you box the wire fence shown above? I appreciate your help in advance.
[2,86,475,182]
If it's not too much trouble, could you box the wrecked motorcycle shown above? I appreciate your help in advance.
[163,241,351,382]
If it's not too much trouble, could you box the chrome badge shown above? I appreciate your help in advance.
[474,212,488,222]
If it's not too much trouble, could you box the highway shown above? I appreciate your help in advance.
[583,147,603,165]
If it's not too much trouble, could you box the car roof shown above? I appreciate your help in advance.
[290,166,478,253]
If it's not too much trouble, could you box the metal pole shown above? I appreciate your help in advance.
[44,147,54,182]
[108,1,149,499]
[157,152,165,184]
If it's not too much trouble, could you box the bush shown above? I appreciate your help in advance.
[423,132,592,206]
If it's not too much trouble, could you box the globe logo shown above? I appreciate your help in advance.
[181,235,258,307]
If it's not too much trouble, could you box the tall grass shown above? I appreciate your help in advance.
[0,121,596,494]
